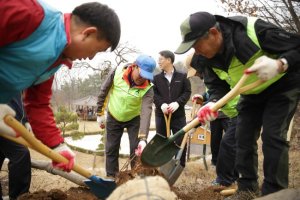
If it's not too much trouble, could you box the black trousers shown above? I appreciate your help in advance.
[210,117,229,165]
[215,117,238,186]
[0,137,31,200]
[155,114,187,167]
[236,71,300,195]
[105,112,140,177]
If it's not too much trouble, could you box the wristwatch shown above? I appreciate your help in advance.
[278,58,288,73]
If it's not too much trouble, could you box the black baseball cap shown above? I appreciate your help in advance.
[175,12,216,54]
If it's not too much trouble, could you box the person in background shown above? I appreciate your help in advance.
[0,93,31,200]
[192,92,230,167]
[96,55,156,178]
[153,50,191,167]
[0,0,121,172]
[176,11,300,199]
[189,68,238,188]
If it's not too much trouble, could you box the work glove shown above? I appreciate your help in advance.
[97,115,106,129]
[197,102,218,124]
[167,102,179,113]
[161,103,169,114]
[135,140,147,156]
[52,143,75,172]
[245,55,287,81]
[0,104,18,137]
[25,122,32,132]
[192,94,204,105]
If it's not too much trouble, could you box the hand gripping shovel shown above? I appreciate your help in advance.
[4,116,116,199]
[141,74,264,167]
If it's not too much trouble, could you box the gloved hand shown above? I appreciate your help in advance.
[97,115,106,129]
[0,104,18,137]
[161,103,169,114]
[197,102,218,124]
[244,55,286,81]
[135,140,147,156]
[168,102,179,113]
[25,122,32,132]
[52,143,75,172]
[192,94,204,105]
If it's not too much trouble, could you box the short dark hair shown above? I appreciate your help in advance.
[159,50,175,63]
[72,2,121,51]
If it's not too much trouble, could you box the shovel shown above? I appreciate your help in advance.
[141,74,264,167]
[160,129,189,185]
[4,115,116,199]
[160,106,196,185]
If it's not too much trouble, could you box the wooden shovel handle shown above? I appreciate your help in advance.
[0,132,32,148]
[183,74,264,133]
[164,113,172,138]
[4,115,92,179]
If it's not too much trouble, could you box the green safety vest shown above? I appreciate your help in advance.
[108,66,152,122]
[212,17,285,117]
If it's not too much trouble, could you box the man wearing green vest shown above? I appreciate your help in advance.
[175,12,300,199]
[96,54,156,178]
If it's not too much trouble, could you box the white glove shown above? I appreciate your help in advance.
[192,94,204,105]
[245,55,285,81]
[168,102,179,113]
[97,115,106,129]
[135,140,147,156]
[161,103,169,114]
[52,143,75,172]
[197,102,218,124]
[0,104,17,137]
[25,122,32,132]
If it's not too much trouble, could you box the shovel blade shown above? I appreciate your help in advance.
[84,175,116,199]
[141,133,180,167]
[167,164,184,186]
[160,159,177,178]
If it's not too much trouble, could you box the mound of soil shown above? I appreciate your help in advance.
[18,187,98,200]
[174,185,225,200]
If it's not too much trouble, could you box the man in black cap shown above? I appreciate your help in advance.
[175,11,300,199]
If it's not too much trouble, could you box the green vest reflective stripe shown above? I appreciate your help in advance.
[108,66,152,122]
[212,17,285,95]
[212,17,285,117]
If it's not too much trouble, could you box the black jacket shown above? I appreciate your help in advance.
[153,68,191,118]
[191,16,300,102]
[7,92,28,125]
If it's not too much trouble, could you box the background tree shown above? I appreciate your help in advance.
[54,106,78,137]
[219,0,300,33]
[52,42,140,110]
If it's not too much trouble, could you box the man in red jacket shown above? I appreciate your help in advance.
[0,0,121,172]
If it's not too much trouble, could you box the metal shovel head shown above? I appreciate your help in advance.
[160,148,185,186]
[84,175,116,199]
[160,159,177,179]
[141,133,180,167]
[167,164,184,186]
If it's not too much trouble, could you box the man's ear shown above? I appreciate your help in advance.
[82,27,97,39]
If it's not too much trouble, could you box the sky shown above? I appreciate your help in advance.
[43,0,225,63]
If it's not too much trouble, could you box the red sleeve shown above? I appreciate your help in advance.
[0,0,44,47]
[24,76,64,148]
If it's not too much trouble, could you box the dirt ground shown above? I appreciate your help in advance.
[1,106,299,200]
[1,134,299,200]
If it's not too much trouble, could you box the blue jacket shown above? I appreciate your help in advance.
[0,0,67,103]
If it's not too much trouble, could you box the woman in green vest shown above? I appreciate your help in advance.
[175,12,300,199]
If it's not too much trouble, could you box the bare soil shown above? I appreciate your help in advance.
[0,135,297,200]
[1,108,299,200]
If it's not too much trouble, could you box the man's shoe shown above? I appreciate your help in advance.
[211,179,221,186]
